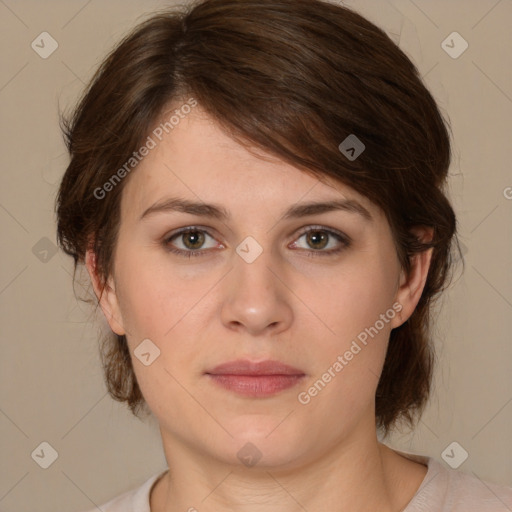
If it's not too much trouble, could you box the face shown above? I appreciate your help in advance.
[87,103,431,469]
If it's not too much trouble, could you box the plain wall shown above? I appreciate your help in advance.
[0,1,511,510]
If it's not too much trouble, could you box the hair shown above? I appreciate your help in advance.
[55,0,462,436]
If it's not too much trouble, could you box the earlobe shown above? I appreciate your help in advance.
[84,248,126,336]
[390,226,434,329]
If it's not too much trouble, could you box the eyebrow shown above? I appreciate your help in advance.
[139,196,373,223]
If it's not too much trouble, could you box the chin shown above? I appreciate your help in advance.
[212,415,310,469]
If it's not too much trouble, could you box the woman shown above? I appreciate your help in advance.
[55,0,512,510]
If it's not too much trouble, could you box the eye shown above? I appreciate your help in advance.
[290,226,350,257]
[162,225,350,259]
[163,227,220,258]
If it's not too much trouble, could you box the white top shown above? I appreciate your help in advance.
[81,451,512,512]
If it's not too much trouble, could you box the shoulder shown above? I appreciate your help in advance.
[77,471,166,512]
[400,451,512,512]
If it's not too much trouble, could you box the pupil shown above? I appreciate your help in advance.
[308,231,327,249]
[185,231,204,249]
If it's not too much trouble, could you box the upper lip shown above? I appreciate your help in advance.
[206,359,305,376]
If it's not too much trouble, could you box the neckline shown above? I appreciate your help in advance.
[392,450,442,509]
[144,450,435,511]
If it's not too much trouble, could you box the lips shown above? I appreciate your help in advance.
[205,359,306,397]
[206,359,305,376]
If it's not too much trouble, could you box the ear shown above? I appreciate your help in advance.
[85,248,126,336]
[390,226,434,329]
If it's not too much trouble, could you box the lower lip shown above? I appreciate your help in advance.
[206,374,305,397]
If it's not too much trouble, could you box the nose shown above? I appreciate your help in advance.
[219,242,293,337]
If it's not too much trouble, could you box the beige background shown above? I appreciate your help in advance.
[0,0,511,510]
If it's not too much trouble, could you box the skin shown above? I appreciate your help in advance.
[86,103,432,512]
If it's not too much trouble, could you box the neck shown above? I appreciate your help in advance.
[151,424,426,512]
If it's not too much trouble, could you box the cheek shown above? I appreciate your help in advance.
[318,254,399,345]
[113,255,204,416]
[113,250,219,384]
[113,248,192,337]
[299,307,392,430]
[301,254,399,409]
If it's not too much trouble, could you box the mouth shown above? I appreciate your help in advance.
[205,359,306,397]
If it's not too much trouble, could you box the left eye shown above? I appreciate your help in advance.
[291,227,350,256]
[163,226,350,258]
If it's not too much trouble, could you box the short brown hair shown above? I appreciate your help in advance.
[55,0,462,436]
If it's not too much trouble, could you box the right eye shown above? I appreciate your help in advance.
[163,227,222,258]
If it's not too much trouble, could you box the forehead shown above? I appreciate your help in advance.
[120,104,379,223]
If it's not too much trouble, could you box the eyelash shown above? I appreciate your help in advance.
[162,225,351,259]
